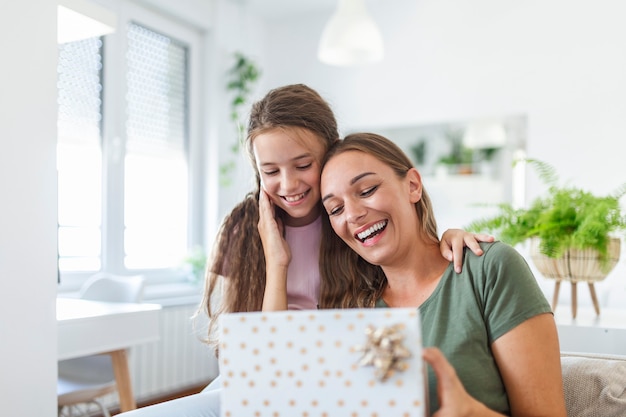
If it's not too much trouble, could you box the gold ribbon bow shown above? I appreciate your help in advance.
[353,323,412,382]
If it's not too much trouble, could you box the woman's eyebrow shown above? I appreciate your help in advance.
[321,193,333,204]
[350,172,374,185]
[322,172,375,203]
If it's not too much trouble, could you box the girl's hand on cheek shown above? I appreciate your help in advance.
[258,190,291,267]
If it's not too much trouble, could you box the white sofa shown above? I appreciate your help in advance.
[118,352,626,417]
[560,352,626,416]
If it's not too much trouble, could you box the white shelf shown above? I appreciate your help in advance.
[554,306,626,356]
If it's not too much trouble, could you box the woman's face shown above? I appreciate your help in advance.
[253,128,326,227]
[321,150,422,266]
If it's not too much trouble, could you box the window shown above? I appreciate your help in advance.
[57,3,203,289]
[57,37,104,272]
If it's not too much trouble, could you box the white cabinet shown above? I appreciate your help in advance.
[423,174,505,230]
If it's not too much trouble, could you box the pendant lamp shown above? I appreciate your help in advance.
[318,0,384,66]
[57,0,117,44]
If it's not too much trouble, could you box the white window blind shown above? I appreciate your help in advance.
[124,22,189,269]
[57,37,103,272]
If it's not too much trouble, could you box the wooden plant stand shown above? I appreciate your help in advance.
[530,238,621,319]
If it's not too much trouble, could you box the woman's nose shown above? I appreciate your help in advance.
[345,199,366,224]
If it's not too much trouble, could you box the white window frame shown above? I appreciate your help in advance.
[58,0,206,292]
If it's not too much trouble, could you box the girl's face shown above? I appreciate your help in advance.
[253,128,326,227]
[321,150,422,266]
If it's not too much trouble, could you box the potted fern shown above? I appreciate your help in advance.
[220,52,261,186]
[467,159,626,318]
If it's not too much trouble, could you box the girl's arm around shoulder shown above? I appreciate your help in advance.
[439,229,495,273]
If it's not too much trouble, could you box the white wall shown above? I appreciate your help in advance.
[211,0,267,218]
[224,0,626,311]
[259,0,626,196]
[0,1,59,416]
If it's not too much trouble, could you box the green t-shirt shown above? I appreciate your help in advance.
[376,241,552,416]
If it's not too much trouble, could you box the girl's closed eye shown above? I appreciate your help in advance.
[296,162,313,170]
[263,169,279,176]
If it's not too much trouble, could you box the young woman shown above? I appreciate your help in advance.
[319,133,567,416]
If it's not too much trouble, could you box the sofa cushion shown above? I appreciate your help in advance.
[561,352,626,417]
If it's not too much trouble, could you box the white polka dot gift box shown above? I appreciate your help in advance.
[219,308,427,417]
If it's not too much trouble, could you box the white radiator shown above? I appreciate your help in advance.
[100,303,219,409]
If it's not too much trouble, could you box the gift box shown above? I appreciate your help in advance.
[219,308,427,417]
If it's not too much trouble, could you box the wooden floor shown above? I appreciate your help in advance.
[105,381,209,416]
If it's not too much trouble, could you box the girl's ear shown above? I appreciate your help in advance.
[407,167,423,203]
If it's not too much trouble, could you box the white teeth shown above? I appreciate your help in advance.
[284,193,305,202]
[357,221,387,240]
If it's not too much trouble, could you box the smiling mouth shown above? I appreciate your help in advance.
[356,220,388,242]
[283,191,308,203]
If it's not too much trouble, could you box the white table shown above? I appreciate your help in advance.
[57,298,161,411]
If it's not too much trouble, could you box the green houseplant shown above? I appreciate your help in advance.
[467,159,626,317]
[220,52,261,186]
[436,128,474,175]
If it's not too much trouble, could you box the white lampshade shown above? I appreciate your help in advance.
[318,0,384,66]
[57,0,117,44]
